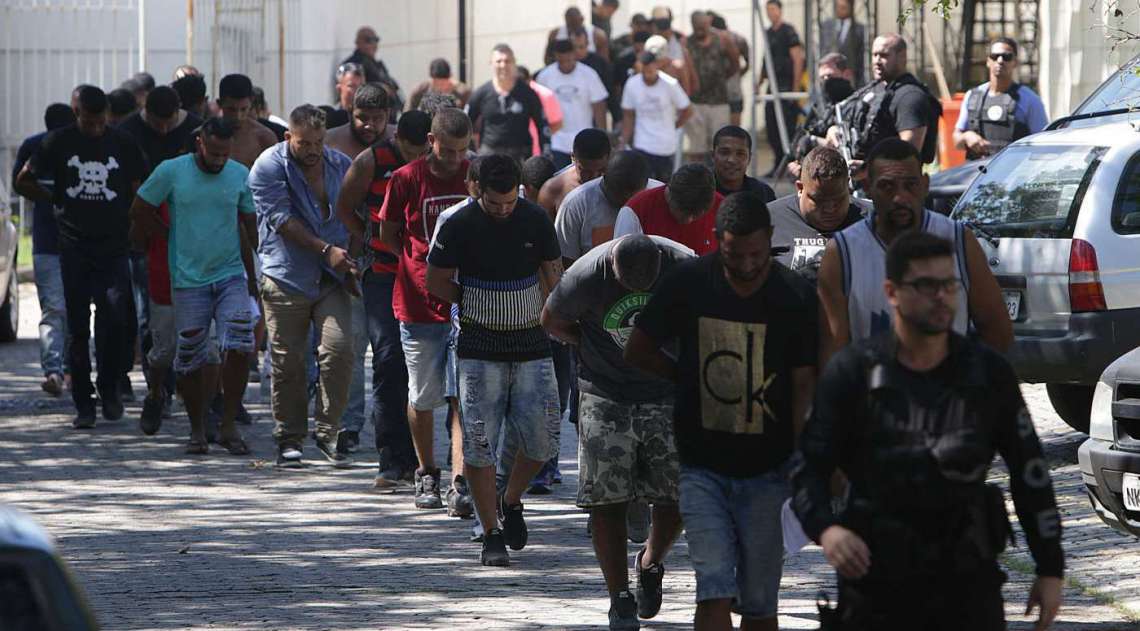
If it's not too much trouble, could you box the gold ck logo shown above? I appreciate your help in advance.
[698,318,775,435]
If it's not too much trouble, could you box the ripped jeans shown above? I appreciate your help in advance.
[172,274,256,375]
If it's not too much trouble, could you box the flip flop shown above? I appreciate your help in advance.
[185,438,209,455]
[217,436,250,456]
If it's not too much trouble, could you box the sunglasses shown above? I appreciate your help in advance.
[362,36,379,44]
[988,52,1014,62]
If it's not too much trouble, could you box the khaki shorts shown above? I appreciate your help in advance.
[576,388,679,508]
[684,103,732,153]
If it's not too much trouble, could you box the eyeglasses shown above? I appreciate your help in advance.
[988,52,1015,62]
[361,36,379,44]
[899,276,962,297]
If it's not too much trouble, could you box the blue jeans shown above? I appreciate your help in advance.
[457,357,560,469]
[399,321,457,411]
[171,274,256,374]
[32,254,68,376]
[499,340,575,484]
[679,462,791,619]
[362,271,414,472]
[128,251,150,374]
[59,249,134,411]
[340,293,368,433]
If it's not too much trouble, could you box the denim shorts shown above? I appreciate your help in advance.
[399,321,457,411]
[172,274,256,374]
[457,357,560,469]
[679,461,791,619]
[150,302,221,371]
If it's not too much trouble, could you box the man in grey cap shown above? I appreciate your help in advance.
[541,234,694,630]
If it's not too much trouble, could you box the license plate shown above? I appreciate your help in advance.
[1003,291,1021,320]
[1124,473,1140,512]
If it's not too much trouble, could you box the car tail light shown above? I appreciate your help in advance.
[1069,239,1107,312]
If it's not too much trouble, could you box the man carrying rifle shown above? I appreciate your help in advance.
[787,54,856,179]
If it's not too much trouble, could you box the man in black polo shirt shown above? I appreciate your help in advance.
[466,44,549,163]
[16,85,147,428]
[625,190,817,630]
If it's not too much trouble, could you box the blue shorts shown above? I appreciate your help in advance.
[457,357,560,469]
[399,321,457,411]
[679,462,791,619]
[172,274,255,374]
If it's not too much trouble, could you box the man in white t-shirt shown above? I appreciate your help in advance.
[620,49,693,183]
[537,39,610,171]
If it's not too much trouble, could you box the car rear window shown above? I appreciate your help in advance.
[952,145,1106,238]
[1074,59,1140,116]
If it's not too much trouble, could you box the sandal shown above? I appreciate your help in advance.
[217,435,250,456]
[185,438,209,455]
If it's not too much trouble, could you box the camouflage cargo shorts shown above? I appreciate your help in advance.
[576,388,679,509]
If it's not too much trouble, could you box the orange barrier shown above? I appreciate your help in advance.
[939,93,967,169]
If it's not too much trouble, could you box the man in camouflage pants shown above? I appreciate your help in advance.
[540,234,693,630]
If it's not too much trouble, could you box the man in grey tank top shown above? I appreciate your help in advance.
[817,138,1012,363]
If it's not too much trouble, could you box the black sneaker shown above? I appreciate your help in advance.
[414,468,444,509]
[373,468,405,491]
[235,402,253,425]
[499,492,528,551]
[119,374,136,403]
[447,475,475,518]
[140,395,164,435]
[337,430,360,453]
[480,528,510,567]
[608,591,640,630]
[635,548,664,619]
[101,392,124,421]
[276,445,303,468]
[316,437,353,468]
[72,411,97,429]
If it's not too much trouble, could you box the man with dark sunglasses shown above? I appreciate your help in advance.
[953,37,1049,160]
[792,229,1064,630]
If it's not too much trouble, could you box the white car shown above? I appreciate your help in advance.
[1079,347,1140,536]
[952,120,1140,432]
[0,178,18,343]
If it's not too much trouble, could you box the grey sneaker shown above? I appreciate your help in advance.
[635,548,664,619]
[374,468,405,490]
[447,475,475,519]
[608,591,640,630]
[414,469,444,509]
[316,437,353,468]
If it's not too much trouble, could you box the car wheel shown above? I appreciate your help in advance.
[0,259,17,343]
[1046,383,1093,433]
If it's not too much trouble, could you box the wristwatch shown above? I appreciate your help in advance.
[321,242,333,258]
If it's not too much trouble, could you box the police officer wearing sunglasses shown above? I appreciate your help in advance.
[953,37,1050,160]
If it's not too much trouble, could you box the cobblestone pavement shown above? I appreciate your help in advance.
[1,282,1137,630]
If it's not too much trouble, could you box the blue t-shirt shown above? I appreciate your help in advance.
[954,83,1049,134]
[137,154,254,289]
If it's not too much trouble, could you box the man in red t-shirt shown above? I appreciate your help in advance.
[336,110,432,488]
[378,108,473,512]
[613,163,722,255]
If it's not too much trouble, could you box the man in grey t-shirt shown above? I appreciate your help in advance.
[541,234,693,627]
[555,150,663,265]
[770,146,867,283]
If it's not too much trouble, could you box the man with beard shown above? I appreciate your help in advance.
[129,118,257,455]
[710,125,775,201]
[538,128,611,222]
[793,230,1063,630]
[788,53,856,178]
[816,138,1012,361]
[217,74,278,168]
[325,83,392,164]
[625,190,818,631]
[768,146,867,283]
[250,105,358,469]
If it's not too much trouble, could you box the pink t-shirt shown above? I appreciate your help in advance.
[530,80,563,156]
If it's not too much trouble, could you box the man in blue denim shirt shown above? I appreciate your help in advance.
[249,104,358,469]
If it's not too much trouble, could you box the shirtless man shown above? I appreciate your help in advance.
[537,128,611,223]
[324,83,392,161]
[216,74,278,168]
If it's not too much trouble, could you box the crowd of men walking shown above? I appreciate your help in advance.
[12,2,1066,629]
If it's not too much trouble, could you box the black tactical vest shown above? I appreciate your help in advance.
[965,84,1028,160]
[847,73,942,163]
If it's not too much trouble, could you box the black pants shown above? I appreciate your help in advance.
[765,100,800,165]
[59,249,135,412]
[834,565,1007,631]
[635,149,674,183]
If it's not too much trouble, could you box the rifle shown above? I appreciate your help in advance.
[833,101,857,168]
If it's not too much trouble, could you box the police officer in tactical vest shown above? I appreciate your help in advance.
[792,230,1065,630]
[953,37,1049,160]
[829,34,941,175]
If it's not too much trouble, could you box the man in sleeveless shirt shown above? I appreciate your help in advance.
[682,10,740,164]
[816,138,1012,363]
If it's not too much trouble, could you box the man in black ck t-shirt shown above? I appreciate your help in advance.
[466,44,549,163]
[625,190,817,630]
[426,155,563,567]
[16,85,147,428]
